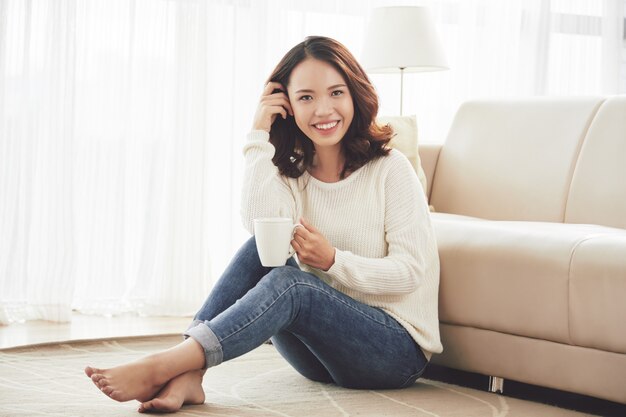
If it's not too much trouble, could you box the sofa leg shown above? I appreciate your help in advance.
[488,376,504,394]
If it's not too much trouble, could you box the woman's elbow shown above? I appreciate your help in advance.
[406,260,424,291]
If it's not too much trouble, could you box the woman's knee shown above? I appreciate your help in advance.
[262,266,318,290]
[231,236,265,268]
[241,235,258,253]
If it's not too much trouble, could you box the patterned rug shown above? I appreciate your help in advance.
[0,335,593,416]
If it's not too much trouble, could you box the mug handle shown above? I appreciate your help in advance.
[287,223,303,258]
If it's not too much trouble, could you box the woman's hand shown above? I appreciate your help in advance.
[252,81,294,132]
[291,218,336,271]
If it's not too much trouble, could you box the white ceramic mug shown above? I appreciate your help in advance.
[253,217,302,267]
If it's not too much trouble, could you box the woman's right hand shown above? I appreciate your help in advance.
[252,81,294,133]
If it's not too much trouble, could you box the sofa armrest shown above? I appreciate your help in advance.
[419,144,442,201]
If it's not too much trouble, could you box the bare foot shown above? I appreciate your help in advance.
[85,338,206,403]
[138,370,206,413]
[84,357,167,402]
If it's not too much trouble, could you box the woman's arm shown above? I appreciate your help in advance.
[240,130,297,234]
[325,153,437,295]
[241,82,297,234]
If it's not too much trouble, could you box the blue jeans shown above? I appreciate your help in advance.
[184,236,428,389]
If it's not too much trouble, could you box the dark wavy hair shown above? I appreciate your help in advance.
[266,36,392,180]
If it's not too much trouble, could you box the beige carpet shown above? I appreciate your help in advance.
[0,335,594,417]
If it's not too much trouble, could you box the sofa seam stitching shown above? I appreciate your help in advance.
[562,98,606,222]
[566,234,608,346]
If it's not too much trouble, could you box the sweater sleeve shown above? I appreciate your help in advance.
[325,153,433,295]
[240,130,297,234]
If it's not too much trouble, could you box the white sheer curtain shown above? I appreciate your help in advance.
[1,0,624,325]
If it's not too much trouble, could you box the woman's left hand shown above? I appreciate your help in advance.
[291,218,335,271]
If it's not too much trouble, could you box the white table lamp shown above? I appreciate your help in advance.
[361,6,449,115]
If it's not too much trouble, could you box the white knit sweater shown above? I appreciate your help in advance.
[241,130,442,358]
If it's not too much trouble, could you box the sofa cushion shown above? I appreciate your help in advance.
[432,213,625,346]
[570,235,626,354]
[429,98,605,221]
[565,96,626,229]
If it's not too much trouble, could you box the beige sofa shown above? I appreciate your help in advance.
[417,96,626,404]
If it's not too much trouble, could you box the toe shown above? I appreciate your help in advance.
[102,386,114,396]
[89,367,104,375]
[109,390,123,402]
[92,375,109,388]
[84,366,94,377]
[140,401,153,412]
[151,398,172,412]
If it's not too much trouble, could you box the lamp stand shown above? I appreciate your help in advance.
[399,67,406,116]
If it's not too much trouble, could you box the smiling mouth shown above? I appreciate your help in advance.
[313,120,340,131]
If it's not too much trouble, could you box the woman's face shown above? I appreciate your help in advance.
[287,58,354,151]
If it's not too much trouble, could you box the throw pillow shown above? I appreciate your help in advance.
[377,115,428,195]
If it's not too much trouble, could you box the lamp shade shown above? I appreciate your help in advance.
[361,6,449,73]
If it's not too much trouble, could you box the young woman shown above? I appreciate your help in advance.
[84,36,442,414]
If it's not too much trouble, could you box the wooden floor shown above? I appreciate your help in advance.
[0,313,192,349]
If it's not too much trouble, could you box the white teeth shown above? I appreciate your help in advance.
[315,121,338,130]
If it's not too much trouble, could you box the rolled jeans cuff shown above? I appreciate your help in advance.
[183,320,224,369]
